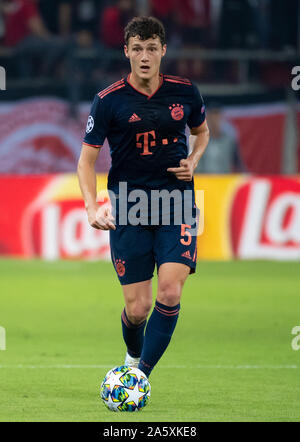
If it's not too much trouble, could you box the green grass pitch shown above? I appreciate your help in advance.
[0,259,300,422]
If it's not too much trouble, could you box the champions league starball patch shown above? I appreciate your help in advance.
[86,115,94,134]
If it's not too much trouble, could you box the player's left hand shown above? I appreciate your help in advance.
[167,158,195,182]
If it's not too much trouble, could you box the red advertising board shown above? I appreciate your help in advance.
[0,174,299,261]
[0,175,110,260]
[230,176,300,260]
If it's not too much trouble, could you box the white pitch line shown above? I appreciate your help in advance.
[0,364,299,369]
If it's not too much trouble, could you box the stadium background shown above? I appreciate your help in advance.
[0,0,300,422]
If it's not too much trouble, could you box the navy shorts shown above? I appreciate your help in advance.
[109,218,198,286]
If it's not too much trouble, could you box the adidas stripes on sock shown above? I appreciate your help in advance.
[138,300,180,377]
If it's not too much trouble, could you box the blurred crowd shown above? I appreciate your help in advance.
[0,0,299,83]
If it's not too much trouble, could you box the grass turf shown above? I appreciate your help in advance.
[0,259,299,422]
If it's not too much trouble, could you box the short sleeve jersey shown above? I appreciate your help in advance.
[83,74,206,191]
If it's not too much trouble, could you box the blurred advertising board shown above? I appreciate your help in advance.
[0,99,291,174]
[0,174,299,261]
[194,175,300,260]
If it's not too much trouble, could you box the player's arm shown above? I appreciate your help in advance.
[188,119,210,168]
[77,145,115,230]
[168,84,209,181]
[78,94,115,230]
[167,120,210,181]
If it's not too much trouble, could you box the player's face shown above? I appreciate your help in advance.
[124,36,167,80]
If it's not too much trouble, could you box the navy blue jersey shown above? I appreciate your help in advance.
[83,74,206,191]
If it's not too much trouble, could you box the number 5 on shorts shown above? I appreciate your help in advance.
[180,224,192,246]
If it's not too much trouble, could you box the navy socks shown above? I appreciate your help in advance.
[138,301,180,377]
[121,308,146,358]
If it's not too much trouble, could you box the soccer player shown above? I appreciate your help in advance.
[77,16,209,379]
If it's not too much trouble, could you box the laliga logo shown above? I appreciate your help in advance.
[231,178,300,260]
[0,66,6,90]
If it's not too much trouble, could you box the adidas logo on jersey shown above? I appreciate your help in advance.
[129,113,141,123]
[181,250,192,260]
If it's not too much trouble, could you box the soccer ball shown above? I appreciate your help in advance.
[100,365,151,412]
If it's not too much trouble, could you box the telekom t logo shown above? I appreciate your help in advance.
[0,67,6,90]
[136,130,156,156]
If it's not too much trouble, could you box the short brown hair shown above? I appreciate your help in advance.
[124,16,166,47]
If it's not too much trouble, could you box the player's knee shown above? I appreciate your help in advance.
[126,301,152,325]
[157,281,182,307]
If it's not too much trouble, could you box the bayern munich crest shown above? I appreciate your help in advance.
[115,259,126,277]
[169,104,184,121]
[86,115,94,134]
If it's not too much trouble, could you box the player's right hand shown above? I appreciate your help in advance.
[87,206,116,230]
